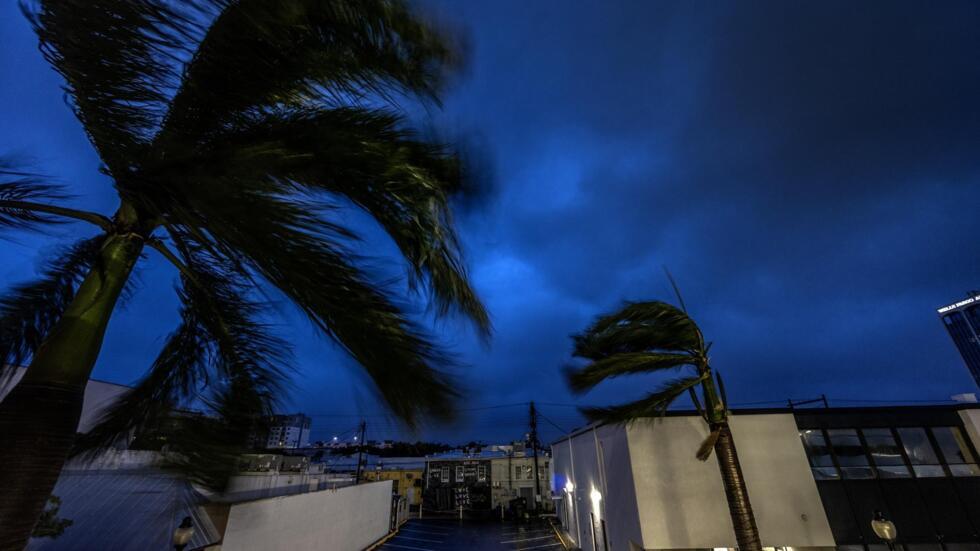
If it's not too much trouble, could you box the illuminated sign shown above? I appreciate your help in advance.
[937,295,980,314]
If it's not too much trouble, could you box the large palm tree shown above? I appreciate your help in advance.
[566,300,762,551]
[0,1,489,547]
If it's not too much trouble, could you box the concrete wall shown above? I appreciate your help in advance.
[959,409,980,449]
[220,480,394,551]
[554,413,835,551]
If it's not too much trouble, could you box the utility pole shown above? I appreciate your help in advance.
[355,420,366,484]
[529,402,541,511]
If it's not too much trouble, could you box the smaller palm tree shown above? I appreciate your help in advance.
[565,299,762,551]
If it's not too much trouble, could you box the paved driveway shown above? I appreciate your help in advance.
[377,518,563,551]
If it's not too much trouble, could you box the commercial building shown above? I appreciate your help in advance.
[423,449,553,513]
[361,467,424,507]
[552,404,980,551]
[938,292,980,387]
[250,413,312,449]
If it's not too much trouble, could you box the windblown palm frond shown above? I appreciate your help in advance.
[4,0,485,512]
[580,375,706,424]
[566,352,694,393]
[74,246,287,483]
[0,237,104,378]
[0,166,69,229]
[22,0,192,175]
[572,301,702,360]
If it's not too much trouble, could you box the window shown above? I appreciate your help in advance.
[897,428,944,477]
[477,465,487,483]
[828,429,873,479]
[455,465,464,483]
[862,428,910,478]
[800,429,839,479]
[441,466,449,482]
[933,427,980,476]
[515,466,522,480]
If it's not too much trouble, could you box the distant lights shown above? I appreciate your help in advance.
[590,488,602,505]
[564,480,575,493]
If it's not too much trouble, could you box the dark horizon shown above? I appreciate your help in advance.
[2,1,979,445]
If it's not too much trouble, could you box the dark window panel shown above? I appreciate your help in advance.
[829,429,871,467]
[933,427,977,465]
[801,429,835,467]
[864,428,908,466]
[898,428,941,465]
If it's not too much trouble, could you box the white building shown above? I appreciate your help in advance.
[254,413,312,449]
[552,413,835,551]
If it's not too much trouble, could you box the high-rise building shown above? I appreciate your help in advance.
[938,291,980,387]
[249,414,312,449]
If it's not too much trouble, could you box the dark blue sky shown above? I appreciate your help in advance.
[2,1,979,445]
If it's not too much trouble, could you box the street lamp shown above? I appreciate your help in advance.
[173,516,195,551]
[871,510,897,551]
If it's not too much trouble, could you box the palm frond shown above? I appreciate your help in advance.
[155,106,488,333]
[165,194,460,428]
[159,0,460,144]
[0,236,103,378]
[565,352,694,394]
[572,301,703,360]
[579,375,705,425]
[22,0,194,176]
[74,243,288,485]
[0,165,70,230]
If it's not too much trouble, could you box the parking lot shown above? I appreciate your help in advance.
[376,518,563,551]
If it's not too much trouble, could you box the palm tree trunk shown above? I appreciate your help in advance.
[0,233,143,550]
[713,422,762,551]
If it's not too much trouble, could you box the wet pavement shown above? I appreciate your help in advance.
[377,518,563,551]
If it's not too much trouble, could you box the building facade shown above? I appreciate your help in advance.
[489,454,552,511]
[251,413,312,449]
[361,468,424,507]
[552,405,980,551]
[939,292,980,387]
[424,455,494,512]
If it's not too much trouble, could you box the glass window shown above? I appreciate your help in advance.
[477,465,487,482]
[932,427,977,465]
[950,464,980,477]
[801,430,835,466]
[828,429,874,479]
[863,428,911,478]
[897,428,940,464]
[515,466,522,480]
[441,466,449,482]
[455,465,464,482]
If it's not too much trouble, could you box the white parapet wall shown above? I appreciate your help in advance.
[220,480,394,551]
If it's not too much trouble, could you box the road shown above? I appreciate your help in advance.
[376,518,563,551]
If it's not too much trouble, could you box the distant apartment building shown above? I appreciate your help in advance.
[939,291,980,387]
[553,404,980,551]
[250,413,312,449]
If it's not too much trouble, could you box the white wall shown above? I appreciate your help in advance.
[627,414,834,549]
[220,480,393,551]
[958,409,980,450]
[554,413,835,551]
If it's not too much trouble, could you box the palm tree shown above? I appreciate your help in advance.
[565,300,762,551]
[0,1,488,547]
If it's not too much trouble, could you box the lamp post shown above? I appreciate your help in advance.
[173,516,195,551]
[871,510,898,551]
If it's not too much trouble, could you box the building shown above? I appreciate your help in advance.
[251,413,312,449]
[552,404,980,551]
[938,291,980,387]
[425,453,496,512]
[489,453,552,511]
[423,449,553,513]
[361,467,424,507]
